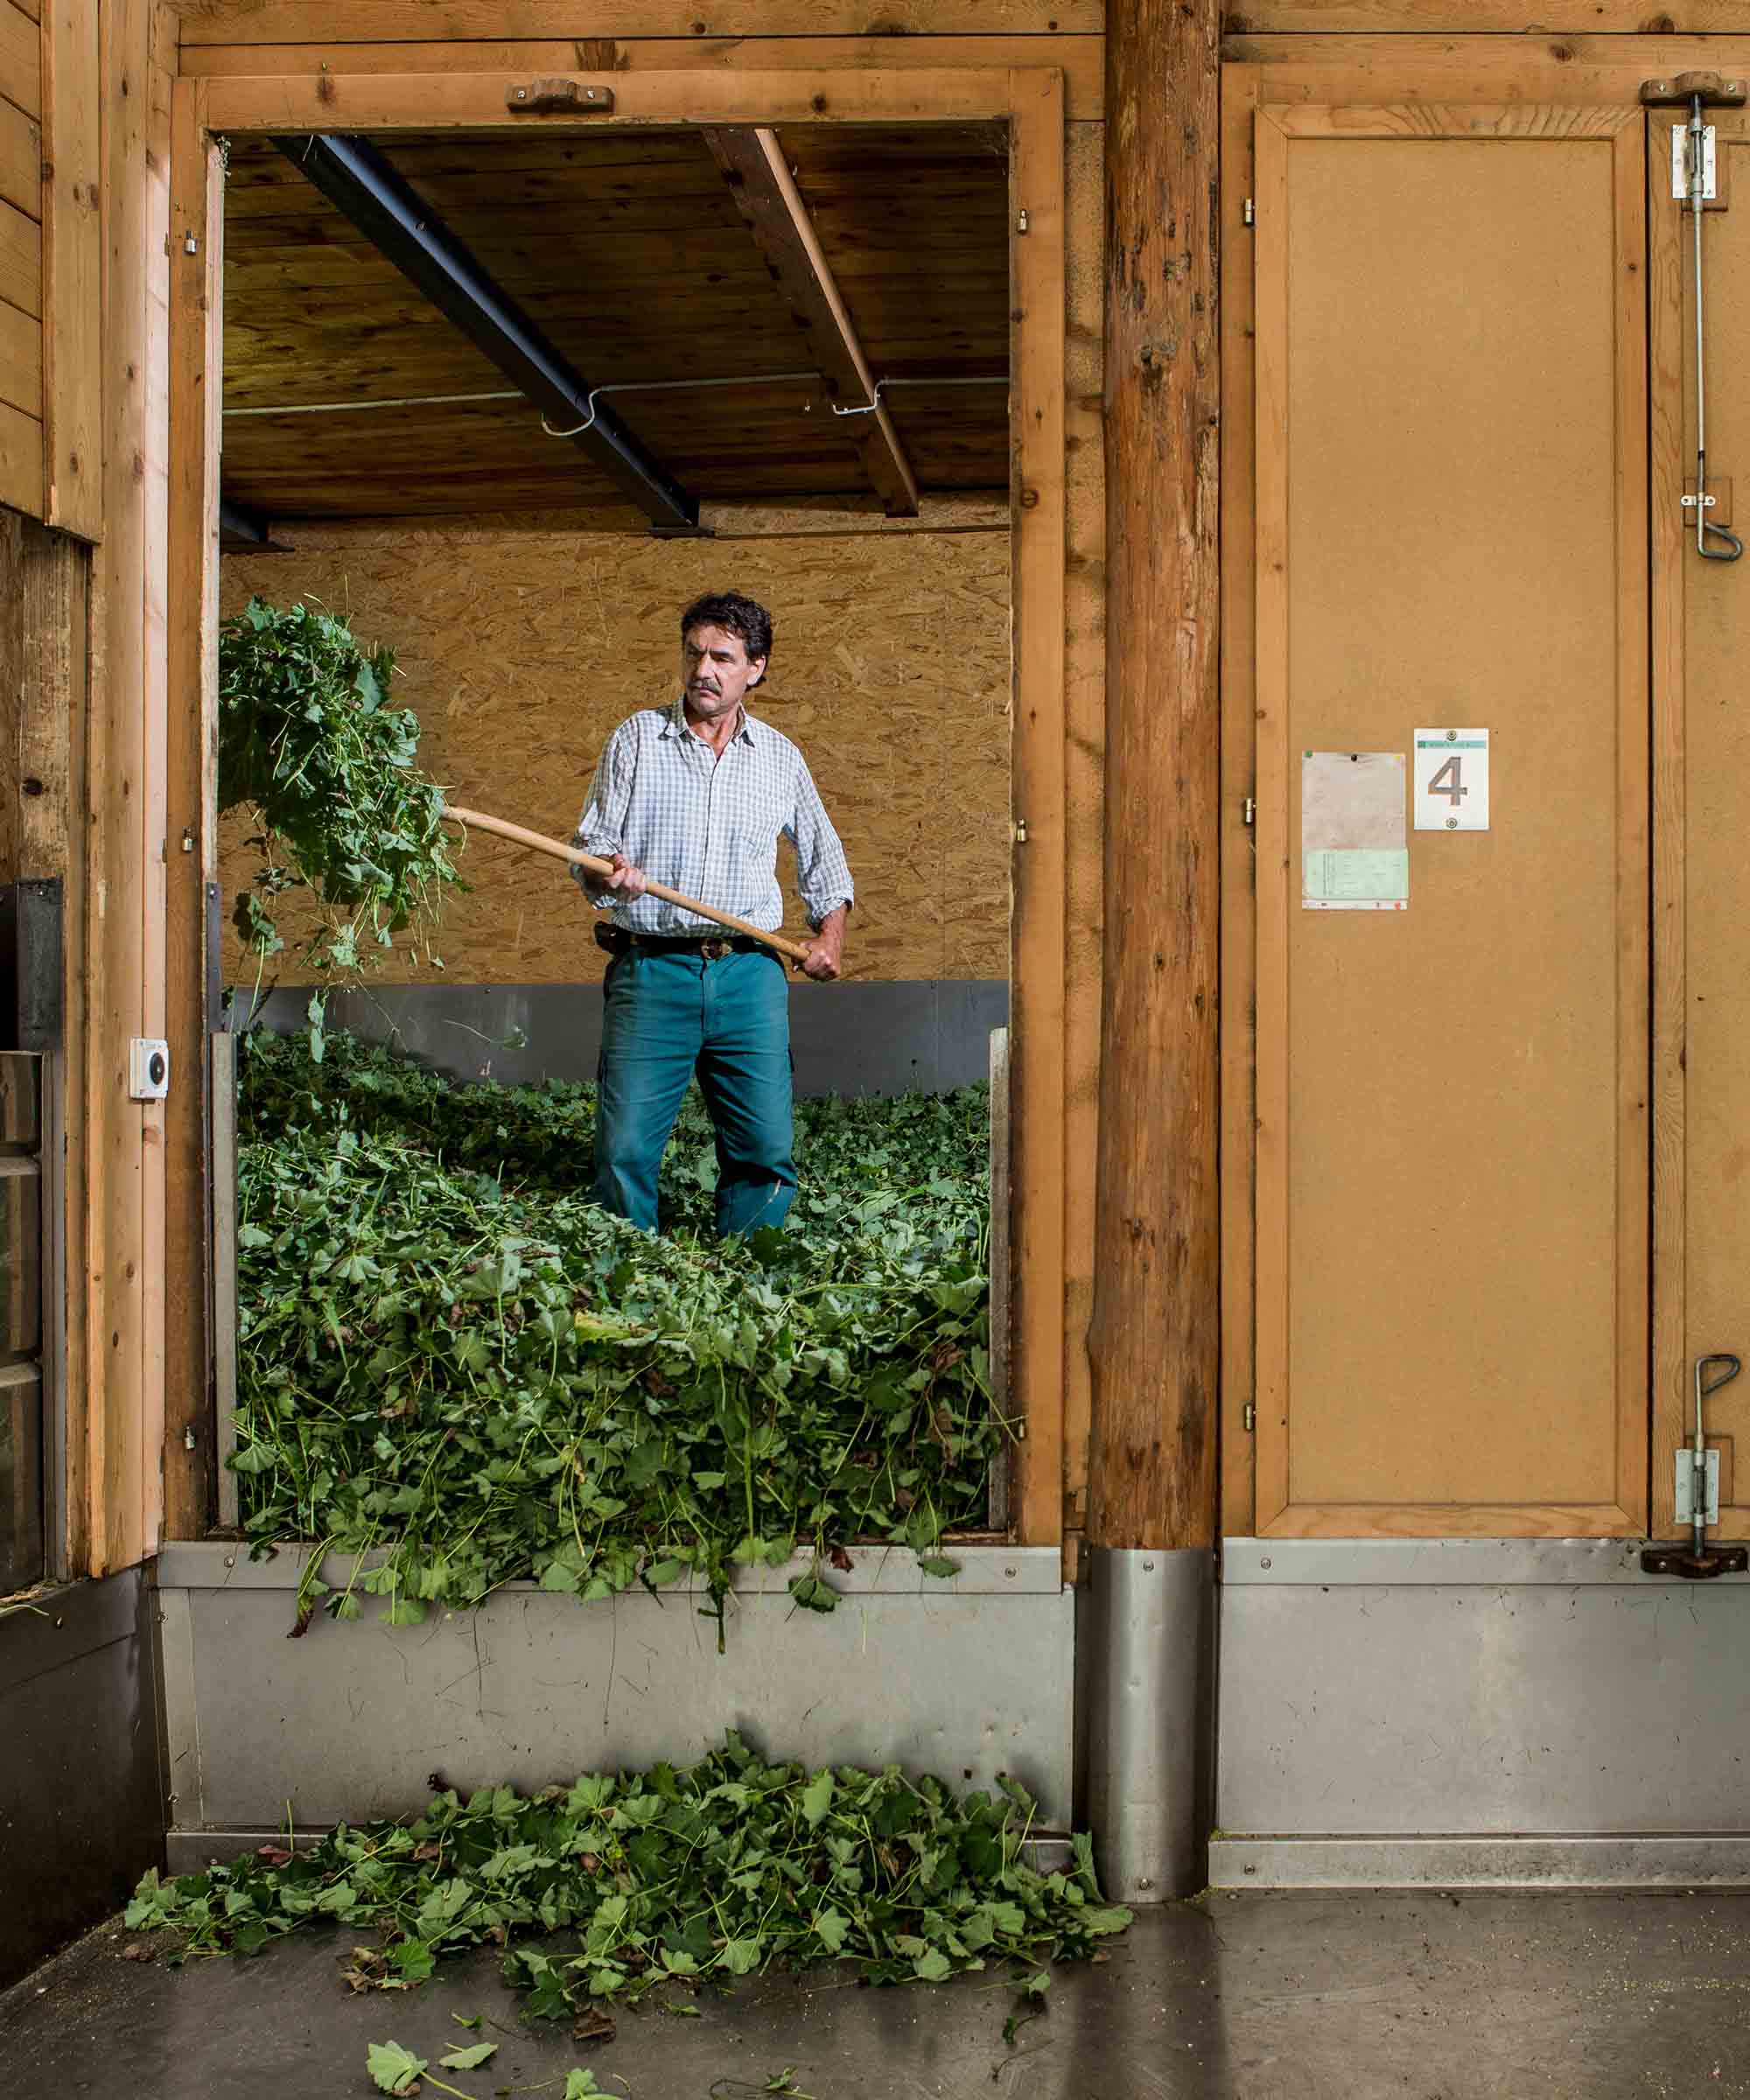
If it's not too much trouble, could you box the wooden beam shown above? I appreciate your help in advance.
[1222,3,1750,27]
[162,76,220,1541]
[173,3,1101,41]
[1004,66,1067,1550]
[703,124,919,517]
[175,36,1107,122]
[88,0,170,1575]
[200,69,1025,134]
[1086,0,1222,1557]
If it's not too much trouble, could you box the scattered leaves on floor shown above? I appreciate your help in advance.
[128,1737,1129,2025]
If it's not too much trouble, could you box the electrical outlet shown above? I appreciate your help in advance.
[129,1038,170,1102]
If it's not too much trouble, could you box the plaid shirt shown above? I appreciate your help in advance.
[571,699,854,936]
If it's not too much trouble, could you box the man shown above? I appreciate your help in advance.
[572,591,853,1236]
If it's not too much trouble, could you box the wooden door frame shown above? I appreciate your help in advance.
[162,63,1068,1552]
[1224,90,1651,1541]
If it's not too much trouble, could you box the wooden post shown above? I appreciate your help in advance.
[1083,0,1222,1900]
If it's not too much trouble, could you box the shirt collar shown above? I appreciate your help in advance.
[664,695,757,746]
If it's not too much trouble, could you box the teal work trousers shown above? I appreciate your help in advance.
[591,946,795,1236]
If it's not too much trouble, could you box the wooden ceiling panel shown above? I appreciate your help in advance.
[221,127,1009,521]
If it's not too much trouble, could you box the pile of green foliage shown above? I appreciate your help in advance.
[220,598,461,982]
[231,1031,1003,1631]
[126,1736,1128,2015]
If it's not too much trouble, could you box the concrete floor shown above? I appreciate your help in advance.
[4,1892,1750,2099]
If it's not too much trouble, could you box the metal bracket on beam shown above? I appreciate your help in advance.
[270,134,698,533]
[507,79,614,116]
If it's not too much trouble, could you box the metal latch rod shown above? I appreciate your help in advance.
[1642,1351,1750,1578]
[1644,72,1748,562]
[1687,97,1742,561]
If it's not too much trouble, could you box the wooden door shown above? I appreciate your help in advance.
[1652,108,1750,1539]
[1250,107,1649,1538]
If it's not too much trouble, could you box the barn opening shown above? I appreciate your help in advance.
[205,116,1025,1601]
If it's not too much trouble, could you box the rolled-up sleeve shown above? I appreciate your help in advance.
[787,756,854,930]
[570,721,636,906]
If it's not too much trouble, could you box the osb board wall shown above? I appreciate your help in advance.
[217,526,1011,985]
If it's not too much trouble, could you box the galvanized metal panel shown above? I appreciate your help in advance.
[159,1544,1071,1831]
[236,979,1011,1101]
[0,1565,164,1989]
[1222,1536,1731,1586]
[1210,1836,1750,1890]
[1081,1547,1212,1903]
[1219,1575,1750,1837]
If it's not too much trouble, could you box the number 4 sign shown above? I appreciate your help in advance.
[1413,728,1490,831]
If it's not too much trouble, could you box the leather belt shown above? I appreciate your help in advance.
[595,925,763,962]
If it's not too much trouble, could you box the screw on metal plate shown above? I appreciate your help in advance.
[1014,817,1029,845]
[183,232,198,255]
[1017,207,1030,234]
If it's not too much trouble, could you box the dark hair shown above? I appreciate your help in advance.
[678,592,774,678]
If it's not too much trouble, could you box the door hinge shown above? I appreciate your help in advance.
[1242,1402,1256,1432]
[1672,119,1723,202]
[1242,198,1256,227]
[1242,796,1256,827]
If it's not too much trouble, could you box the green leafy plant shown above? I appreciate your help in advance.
[228,1030,1007,1634]
[220,597,461,990]
[125,1738,1130,2019]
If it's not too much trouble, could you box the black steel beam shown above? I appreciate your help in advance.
[219,495,278,550]
[270,133,698,531]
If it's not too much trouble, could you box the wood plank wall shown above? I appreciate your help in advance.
[216,526,1013,989]
[0,0,45,520]
[0,0,102,534]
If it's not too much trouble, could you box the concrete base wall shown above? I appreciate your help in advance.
[237,980,1010,1099]
[0,1566,164,1985]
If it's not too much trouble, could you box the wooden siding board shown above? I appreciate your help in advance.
[0,91,38,219]
[0,0,40,122]
[0,194,40,315]
[0,394,43,513]
[42,0,104,538]
[0,293,40,415]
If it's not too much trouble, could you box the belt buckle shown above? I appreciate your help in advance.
[700,937,732,962]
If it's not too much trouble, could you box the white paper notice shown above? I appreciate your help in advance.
[1413,728,1490,831]
[1300,751,1409,912]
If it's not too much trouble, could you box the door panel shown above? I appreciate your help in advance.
[1253,108,1648,1537]
[1653,114,1750,1538]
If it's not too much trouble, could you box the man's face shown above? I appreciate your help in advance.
[681,623,766,725]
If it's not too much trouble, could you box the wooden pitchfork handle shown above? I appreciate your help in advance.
[445,804,816,968]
